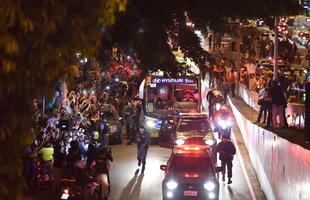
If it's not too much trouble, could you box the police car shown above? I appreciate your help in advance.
[160,145,222,200]
[174,114,217,158]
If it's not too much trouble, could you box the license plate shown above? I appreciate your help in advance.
[184,190,198,196]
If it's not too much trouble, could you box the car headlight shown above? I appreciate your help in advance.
[208,192,216,199]
[205,139,214,146]
[166,191,174,198]
[204,181,216,191]
[166,180,178,190]
[175,139,185,145]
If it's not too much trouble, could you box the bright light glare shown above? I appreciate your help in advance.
[205,139,214,146]
[175,139,185,145]
[204,181,216,191]
[166,191,174,198]
[194,30,202,35]
[146,120,155,128]
[166,181,178,190]
[218,120,232,129]
[208,192,216,199]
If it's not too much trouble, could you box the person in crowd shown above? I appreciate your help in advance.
[221,78,230,104]
[226,69,236,97]
[99,113,109,148]
[256,84,268,124]
[214,64,225,89]
[53,144,65,189]
[94,146,113,200]
[217,136,236,184]
[134,100,142,132]
[269,81,287,128]
[136,125,151,172]
[24,142,38,191]
[209,64,215,88]
[66,140,82,176]
[206,89,216,118]
[123,101,134,139]
[39,142,54,186]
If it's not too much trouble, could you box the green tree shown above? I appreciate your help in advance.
[0,0,126,199]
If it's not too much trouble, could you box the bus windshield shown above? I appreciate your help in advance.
[144,77,200,118]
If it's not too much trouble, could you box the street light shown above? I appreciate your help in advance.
[274,17,279,81]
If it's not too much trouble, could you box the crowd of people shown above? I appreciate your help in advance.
[23,53,145,200]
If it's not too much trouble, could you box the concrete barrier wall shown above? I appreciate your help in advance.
[229,97,310,200]
[237,83,305,128]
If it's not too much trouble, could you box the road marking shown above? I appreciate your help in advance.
[231,128,257,200]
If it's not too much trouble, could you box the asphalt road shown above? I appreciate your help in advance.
[108,136,254,200]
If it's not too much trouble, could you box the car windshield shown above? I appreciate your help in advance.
[170,155,214,173]
[177,118,211,134]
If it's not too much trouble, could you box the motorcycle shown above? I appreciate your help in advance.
[214,114,232,139]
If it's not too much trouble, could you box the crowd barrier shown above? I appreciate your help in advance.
[229,97,310,200]
[237,83,305,129]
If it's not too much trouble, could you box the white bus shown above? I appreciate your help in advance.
[138,52,207,142]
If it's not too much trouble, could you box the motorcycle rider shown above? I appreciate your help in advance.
[214,105,232,139]
[217,136,236,184]
[136,125,151,172]
[207,89,224,119]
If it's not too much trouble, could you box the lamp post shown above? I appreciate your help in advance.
[274,17,279,81]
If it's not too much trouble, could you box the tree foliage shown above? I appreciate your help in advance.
[0,0,126,199]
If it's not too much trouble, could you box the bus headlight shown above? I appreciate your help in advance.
[166,180,178,190]
[146,120,155,128]
[145,117,162,129]
[204,181,216,191]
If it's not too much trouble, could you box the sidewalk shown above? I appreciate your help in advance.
[229,96,310,150]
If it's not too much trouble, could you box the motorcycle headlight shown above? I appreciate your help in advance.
[205,139,214,146]
[218,120,232,129]
[204,181,216,191]
[166,180,178,190]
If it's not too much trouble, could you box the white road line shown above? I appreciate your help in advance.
[231,129,257,200]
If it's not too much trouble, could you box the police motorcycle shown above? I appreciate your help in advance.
[213,105,232,139]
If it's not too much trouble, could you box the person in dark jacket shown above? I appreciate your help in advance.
[136,126,151,172]
[217,137,236,184]
[94,147,113,200]
[269,81,287,128]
